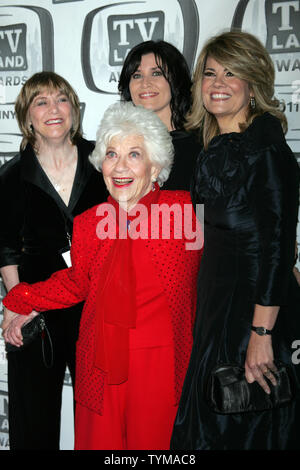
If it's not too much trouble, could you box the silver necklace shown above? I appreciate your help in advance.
[37,149,77,193]
[48,173,65,192]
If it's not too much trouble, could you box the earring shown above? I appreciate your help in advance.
[152,180,156,191]
[250,96,256,109]
[29,123,34,132]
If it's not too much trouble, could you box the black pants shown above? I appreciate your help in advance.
[7,304,82,450]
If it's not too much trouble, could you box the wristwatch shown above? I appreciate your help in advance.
[251,326,272,336]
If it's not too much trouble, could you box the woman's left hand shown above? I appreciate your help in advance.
[244,332,277,394]
[1,307,38,348]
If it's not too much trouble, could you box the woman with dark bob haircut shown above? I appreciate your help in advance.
[118,40,202,190]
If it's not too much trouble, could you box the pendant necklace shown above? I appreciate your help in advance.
[37,148,77,193]
[41,165,68,193]
[50,175,64,192]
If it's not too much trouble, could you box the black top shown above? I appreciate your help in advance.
[191,112,299,306]
[0,138,108,283]
[162,130,202,190]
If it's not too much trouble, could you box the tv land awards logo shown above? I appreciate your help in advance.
[0,23,27,71]
[107,11,165,66]
[265,0,300,54]
[81,0,199,94]
[232,0,300,62]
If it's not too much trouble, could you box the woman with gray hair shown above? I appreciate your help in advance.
[2,102,202,450]
[90,99,173,186]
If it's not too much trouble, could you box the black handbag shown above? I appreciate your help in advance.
[206,362,294,414]
[5,314,53,368]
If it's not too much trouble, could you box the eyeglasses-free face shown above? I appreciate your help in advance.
[202,56,253,133]
[102,134,160,212]
[129,53,173,130]
[27,88,73,146]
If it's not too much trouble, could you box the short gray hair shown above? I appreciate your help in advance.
[90,102,174,186]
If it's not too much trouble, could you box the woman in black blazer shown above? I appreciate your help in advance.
[0,72,107,450]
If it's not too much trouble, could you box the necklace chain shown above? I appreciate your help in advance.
[37,148,77,193]
[45,171,65,192]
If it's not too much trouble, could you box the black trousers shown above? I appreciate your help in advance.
[7,304,82,450]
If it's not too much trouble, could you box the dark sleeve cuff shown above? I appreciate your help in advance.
[0,246,21,268]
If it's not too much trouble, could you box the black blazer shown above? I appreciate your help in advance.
[0,138,108,284]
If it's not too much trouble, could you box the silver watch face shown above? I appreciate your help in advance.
[256,327,267,335]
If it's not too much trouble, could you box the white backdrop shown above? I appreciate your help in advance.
[0,0,299,450]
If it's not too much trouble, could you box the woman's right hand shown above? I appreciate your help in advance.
[1,307,39,348]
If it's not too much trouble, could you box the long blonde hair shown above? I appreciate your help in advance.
[186,31,287,149]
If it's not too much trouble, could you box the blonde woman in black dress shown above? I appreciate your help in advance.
[171,31,300,450]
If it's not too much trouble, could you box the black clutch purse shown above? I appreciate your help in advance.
[5,314,46,353]
[5,314,53,368]
[206,362,294,414]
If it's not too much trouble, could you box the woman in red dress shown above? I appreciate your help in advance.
[2,102,202,450]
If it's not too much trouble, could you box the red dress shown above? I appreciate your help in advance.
[3,188,202,450]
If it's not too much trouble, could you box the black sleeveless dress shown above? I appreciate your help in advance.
[171,113,300,450]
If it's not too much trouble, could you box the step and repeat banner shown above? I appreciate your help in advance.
[0,0,299,450]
